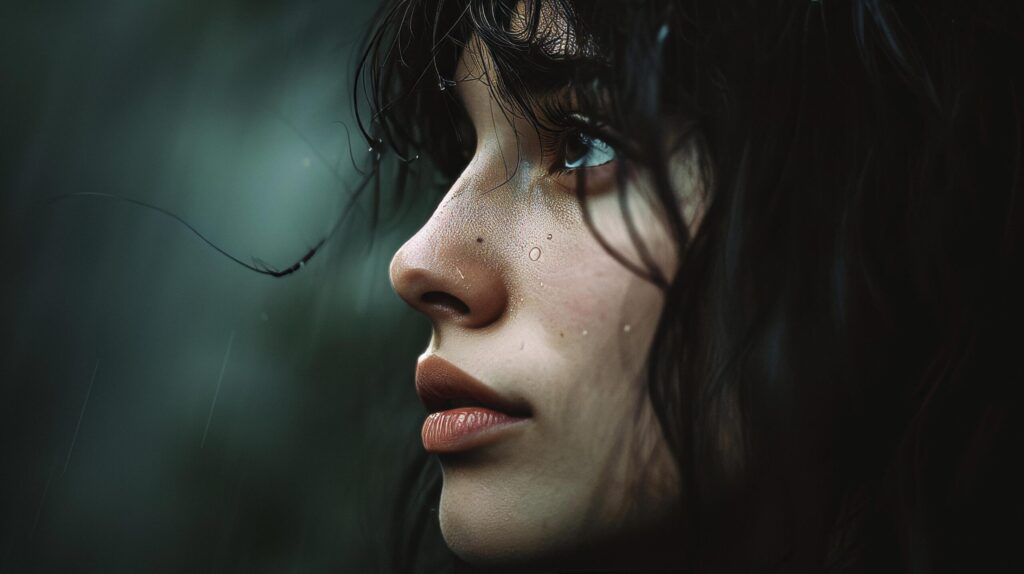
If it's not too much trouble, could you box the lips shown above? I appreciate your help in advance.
[415,355,531,417]
[415,355,531,454]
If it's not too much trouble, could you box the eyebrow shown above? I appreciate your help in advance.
[473,55,608,124]
[451,34,609,124]
[507,50,607,96]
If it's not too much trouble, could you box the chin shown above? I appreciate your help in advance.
[436,472,581,569]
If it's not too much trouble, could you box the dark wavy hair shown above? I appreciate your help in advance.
[351,1,1024,572]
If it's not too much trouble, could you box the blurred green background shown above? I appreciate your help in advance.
[1,1,439,571]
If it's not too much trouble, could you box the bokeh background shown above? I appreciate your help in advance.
[1,1,441,571]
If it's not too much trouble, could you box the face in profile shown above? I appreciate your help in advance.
[362,0,1024,570]
[387,15,700,568]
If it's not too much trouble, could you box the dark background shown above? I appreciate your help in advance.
[1,1,437,571]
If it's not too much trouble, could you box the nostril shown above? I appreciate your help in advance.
[421,291,470,316]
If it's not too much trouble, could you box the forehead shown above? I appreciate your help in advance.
[509,0,583,58]
[451,1,596,116]
[452,36,567,131]
[453,36,493,106]
[454,0,579,76]
[452,36,520,132]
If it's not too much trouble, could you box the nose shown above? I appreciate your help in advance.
[389,221,509,330]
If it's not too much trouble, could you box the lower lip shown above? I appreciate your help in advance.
[421,407,529,454]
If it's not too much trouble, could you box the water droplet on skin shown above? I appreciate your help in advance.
[582,329,588,336]
[302,157,311,168]
[546,234,553,240]
[623,324,632,333]
[529,247,542,261]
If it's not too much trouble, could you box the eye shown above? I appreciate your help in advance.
[563,130,617,170]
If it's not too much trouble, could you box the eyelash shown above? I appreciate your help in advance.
[543,115,622,176]
[450,102,625,179]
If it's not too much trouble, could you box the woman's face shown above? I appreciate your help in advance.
[389,33,698,568]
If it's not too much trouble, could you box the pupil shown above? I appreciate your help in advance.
[567,131,591,164]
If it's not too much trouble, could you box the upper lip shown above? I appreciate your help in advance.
[415,355,532,417]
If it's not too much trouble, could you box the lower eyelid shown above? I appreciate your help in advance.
[551,161,620,195]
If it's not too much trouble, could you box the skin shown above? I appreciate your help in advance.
[388,30,701,570]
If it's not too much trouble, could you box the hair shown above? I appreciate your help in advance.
[351,1,1024,572]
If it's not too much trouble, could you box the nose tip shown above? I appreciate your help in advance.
[390,240,508,329]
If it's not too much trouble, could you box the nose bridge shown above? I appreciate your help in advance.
[389,173,512,330]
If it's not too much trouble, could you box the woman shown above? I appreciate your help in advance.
[354,0,1023,572]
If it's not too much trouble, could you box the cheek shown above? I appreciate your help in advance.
[530,226,665,354]
[419,154,682,563]
[543,259,617,329]
[524,244,665,452]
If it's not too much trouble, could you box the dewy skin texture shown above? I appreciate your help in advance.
[389,31,700,568]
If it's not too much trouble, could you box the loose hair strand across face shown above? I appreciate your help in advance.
[355,1,1024,572]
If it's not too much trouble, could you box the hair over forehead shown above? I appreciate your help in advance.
[355,0,681,179]
[358,1,1024,572]
[508,0,596,58]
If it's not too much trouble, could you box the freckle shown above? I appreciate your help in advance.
[476,237,483,243]
[560,332,564,337]
[624,324,632,333]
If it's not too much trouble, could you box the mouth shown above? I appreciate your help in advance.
[415,355,532,416]
[415,355,532,454]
